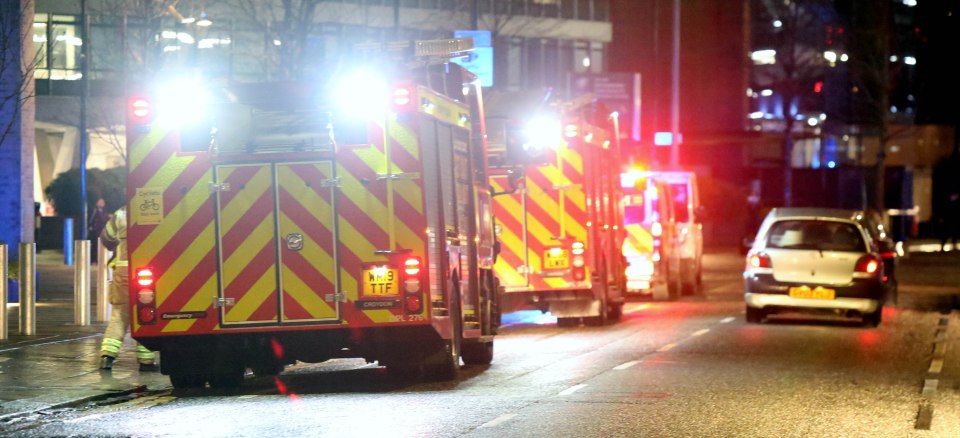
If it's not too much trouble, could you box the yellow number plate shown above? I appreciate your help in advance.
[788,286,835,300]
[362,267,399,296]
[543,249,570,270]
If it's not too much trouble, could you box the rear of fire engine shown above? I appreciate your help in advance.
[486,93,626,327]
[124,39,500,388]
[620,170,682,301]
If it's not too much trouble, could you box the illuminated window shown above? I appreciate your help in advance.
[33,14,83,80]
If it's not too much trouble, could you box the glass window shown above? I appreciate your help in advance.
[670,183,689,222]
[766,220,865,252]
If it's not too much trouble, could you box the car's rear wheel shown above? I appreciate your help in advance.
[745,306,765,323]
[863,306,883,328]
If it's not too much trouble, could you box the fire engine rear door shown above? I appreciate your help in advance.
[214,161,340,327]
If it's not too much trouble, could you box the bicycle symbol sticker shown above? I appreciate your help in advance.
[135,187,164,225]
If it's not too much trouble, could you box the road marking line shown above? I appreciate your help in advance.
[613,360,640,370]
[479,413,517,428]
[933,342,947,357]
[934,329,947,341]
[559,384,587,396]
[929,358,944,374]
[658,343,677,352]
[915,402,934,430]
[691,329,710,337]
[625,304,651,314]
[720,317,735,323]
[921,379,938,397]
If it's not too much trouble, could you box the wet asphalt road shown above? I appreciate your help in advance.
[1,246,958,437]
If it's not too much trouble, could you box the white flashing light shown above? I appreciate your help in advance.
[889,55,898,62]
[177,32,195,44]
[807,117,818,126]
[273,39,282,46]
[749,111,764,119]
[154,76,211,128]
[751,49,777,65]
[336,69,388,119]
[746,88,754,97]
[161,30,177,39]
[760,89,773,97]
[903,0,917,6]
[827,161,836,168]
[904,56,917,65]
[840,53,849,62]
[824,51,837,64]
[524,116,563,151]
[162,45,181,53]
[773,19,782,28]
[819,113,827,121]
[181,17,196,24]
[582,57,591,68]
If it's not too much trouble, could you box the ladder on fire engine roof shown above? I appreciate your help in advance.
[352,37,475,64]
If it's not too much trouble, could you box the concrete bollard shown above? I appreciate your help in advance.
[0,244,7,340]
[74,240,91,326]
[19,243,36,335]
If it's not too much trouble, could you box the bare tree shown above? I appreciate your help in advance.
[0,0,41,149]
[752,0,834,207]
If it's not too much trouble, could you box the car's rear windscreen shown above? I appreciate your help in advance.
[765,220,865,252]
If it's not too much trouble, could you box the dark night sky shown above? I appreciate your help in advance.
[914,1,960,127]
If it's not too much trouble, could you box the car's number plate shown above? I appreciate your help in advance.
[543,249,570,270]
[788,286,836,300]
[362,267,399,296]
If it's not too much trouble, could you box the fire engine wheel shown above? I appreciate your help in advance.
[423,280,462,381]
[169,372,206,390]
[461,340,494,366]
[208,367,245,389]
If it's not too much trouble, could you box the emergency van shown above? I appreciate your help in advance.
[620,170,682,300]
[124,39,500,388]
[647,171,704,295]
[486,93,626,327]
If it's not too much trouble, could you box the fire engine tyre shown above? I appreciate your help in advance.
[208,367,245,389]
[169,372,206,389]
[608,302,624,320]
[423,280,462,381]
[461,340,494,366]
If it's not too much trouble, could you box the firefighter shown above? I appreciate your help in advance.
[98,207,159,372]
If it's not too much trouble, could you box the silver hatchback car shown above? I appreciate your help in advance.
[743,208,885,327]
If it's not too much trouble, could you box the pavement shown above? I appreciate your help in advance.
[0,241,958,423]
[0,250,170,423]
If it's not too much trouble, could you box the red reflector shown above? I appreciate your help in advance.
[572,267,585,281]
[139,306,156,323]
[405,295,422,313]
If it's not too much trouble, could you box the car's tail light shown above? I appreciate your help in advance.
[748,252,772,269]
[855,255,881,275]
[135,267,157,325]
[402,257,423,314]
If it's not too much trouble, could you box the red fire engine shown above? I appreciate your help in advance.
[124,39,500,388]
[486,93,626,326]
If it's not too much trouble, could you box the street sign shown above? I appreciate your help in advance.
[453,30,494,87]
[569,73,641,142]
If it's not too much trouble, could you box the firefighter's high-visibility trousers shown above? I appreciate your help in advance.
[100,304,156,364]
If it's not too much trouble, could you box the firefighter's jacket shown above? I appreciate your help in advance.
[100,207,128,305]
